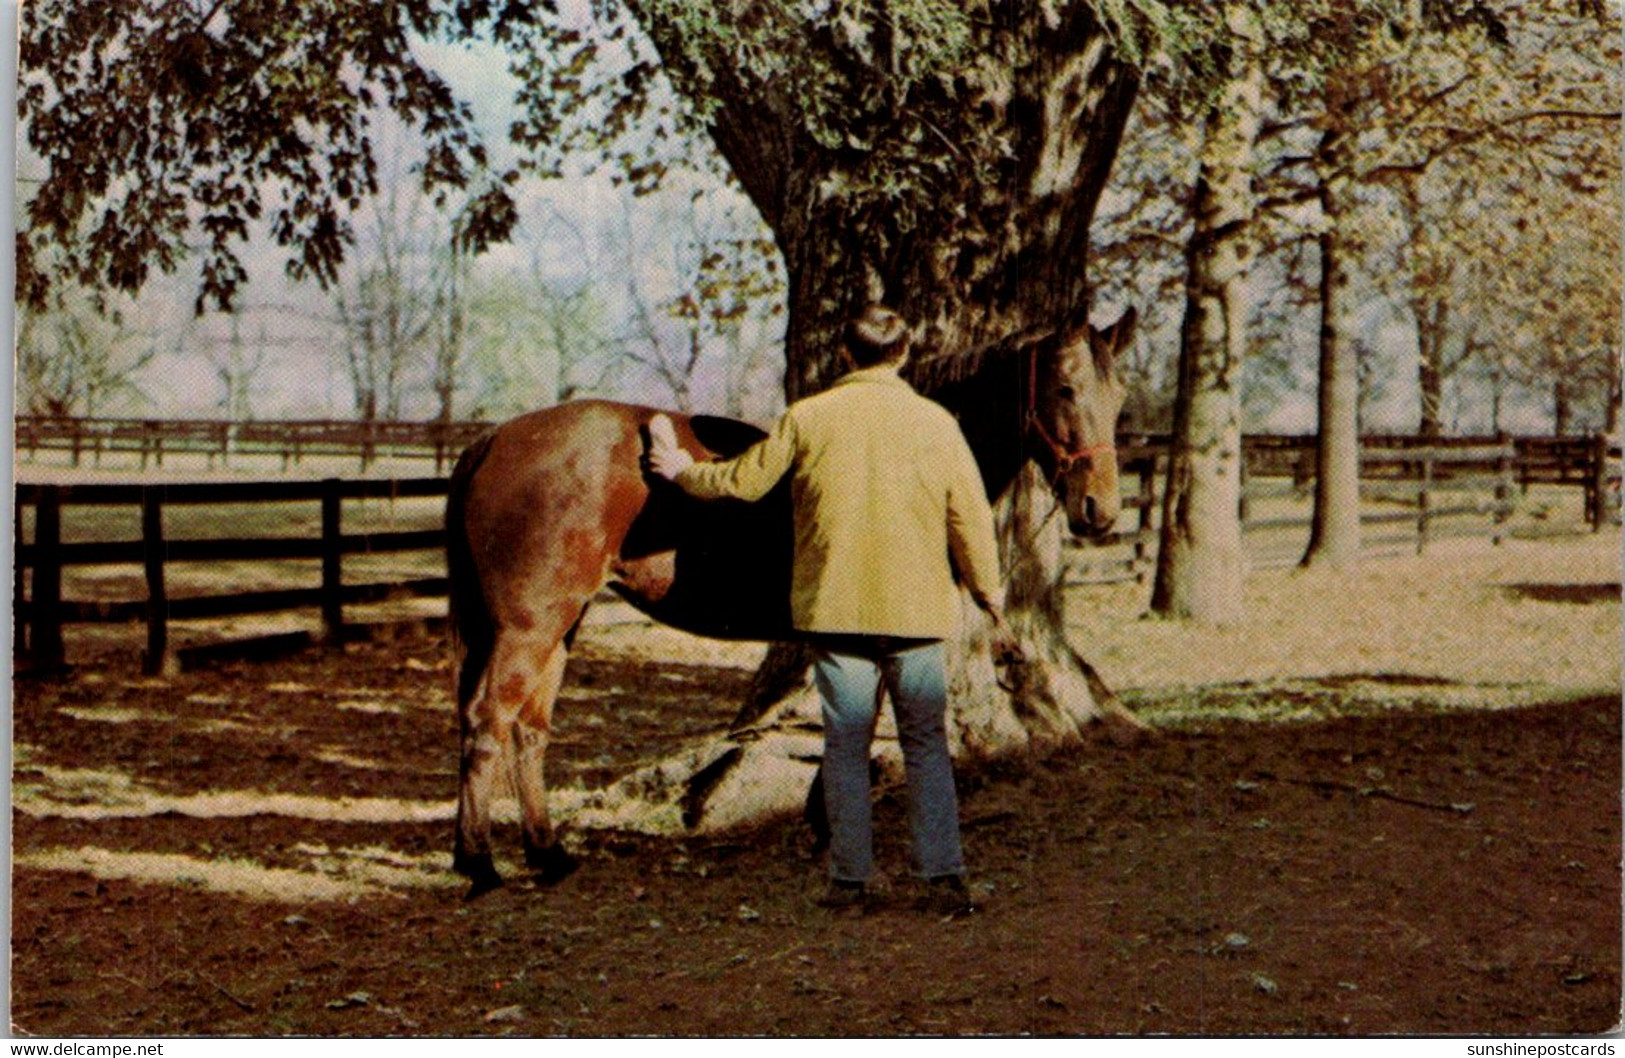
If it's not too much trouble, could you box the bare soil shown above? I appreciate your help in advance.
[9,536,1622,1037]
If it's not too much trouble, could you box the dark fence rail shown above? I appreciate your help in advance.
[14,477,450,674]
[13,427,1619,673]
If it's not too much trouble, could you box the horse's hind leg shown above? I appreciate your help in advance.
[512,639,579,884]
[454,653,511,899]
[455,624,581,899]
[453,626,559,897]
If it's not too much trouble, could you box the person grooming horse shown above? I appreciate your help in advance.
[647,303,1014,917]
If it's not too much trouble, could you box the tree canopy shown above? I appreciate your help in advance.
[18,1,1232,325]
[18,0,517,314]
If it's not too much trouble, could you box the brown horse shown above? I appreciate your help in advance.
[446,310,1135,898]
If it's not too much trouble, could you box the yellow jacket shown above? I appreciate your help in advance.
[676,364,1004,638]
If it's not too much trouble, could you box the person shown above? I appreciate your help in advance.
[646,304,1013,917]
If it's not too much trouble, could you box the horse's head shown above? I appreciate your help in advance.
[1027,308,1136,540]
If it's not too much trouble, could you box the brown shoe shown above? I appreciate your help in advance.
[917,875,978,918]
[816,879,870,911]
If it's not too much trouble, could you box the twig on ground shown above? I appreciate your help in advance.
[1261,772,1476,814]
[204,977,256,1013]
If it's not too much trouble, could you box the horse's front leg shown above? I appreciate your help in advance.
[513,641,579,885]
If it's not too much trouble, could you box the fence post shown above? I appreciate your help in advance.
[1416,452,1433,555]
[1293,444,1312,492]
[1493,434,1512,547]
[140,487,173,676]
[13,500,28,659]
[1588,432,1609,532]
[320,480,345,643]
[30,487,66,671]
[1134,455,1157,584]
[1238,443,1251,529]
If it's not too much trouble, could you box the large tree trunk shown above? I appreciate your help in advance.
[1301,132,1363,570]
[1148,8,1263,625]
[588,3,1145,834]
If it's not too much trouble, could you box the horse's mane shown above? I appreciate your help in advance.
[905,309,1119,400]
[905,325,1055,398]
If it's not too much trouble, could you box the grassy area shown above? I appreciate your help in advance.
[569,530,1620,729]
[1065,532,1620,727]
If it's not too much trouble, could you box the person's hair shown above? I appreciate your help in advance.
[844,304,911,367]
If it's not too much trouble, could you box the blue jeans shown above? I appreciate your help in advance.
[811,637,966,884]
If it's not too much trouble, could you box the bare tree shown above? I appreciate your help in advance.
[600,187,783,413]
[331,182,443,422]
[1090,97,1199,436]
[16,291,156,417]
[209,312,268,421]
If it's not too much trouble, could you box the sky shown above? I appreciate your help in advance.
[124,36,774,423]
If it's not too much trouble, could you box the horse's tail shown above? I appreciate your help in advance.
[446,429,499,711]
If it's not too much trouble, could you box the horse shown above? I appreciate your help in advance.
[445,309,1136,899]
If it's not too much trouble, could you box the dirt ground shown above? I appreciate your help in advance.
[9,535,1622,1037]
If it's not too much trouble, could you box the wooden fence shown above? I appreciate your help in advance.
[14,478,449,675]
[12,429,1619,674]
[15,416,1620,508]
[1077,437,1531,584]
[15,417,491,474]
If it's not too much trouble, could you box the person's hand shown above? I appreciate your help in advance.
[988,611,1025,667]
[646,414,694,481]
[988,611,1026,694]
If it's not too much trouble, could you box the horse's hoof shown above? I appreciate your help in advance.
[526,841,580,886]
[464,872,505,901]
[454,850,504,900]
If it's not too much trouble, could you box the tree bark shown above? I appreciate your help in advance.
[1607,349,1622,437]
[1148,8,1263,624]
[1417,297,1446,438]
[1300,132,1363,570]
[1490,356,1506,435]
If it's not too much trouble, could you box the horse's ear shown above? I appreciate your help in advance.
[1090,306,1138,367]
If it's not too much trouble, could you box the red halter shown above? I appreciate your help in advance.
[1025,346,1114,477]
